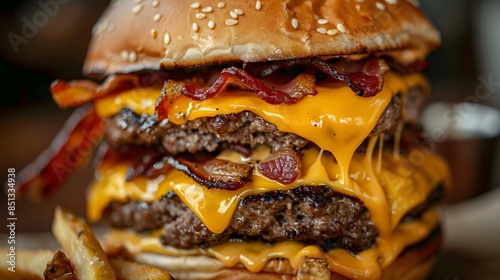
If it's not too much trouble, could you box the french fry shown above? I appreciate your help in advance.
[110,257,174,280]
[52,206,116,279]
[44,250,77,280]
[0,249,54,280]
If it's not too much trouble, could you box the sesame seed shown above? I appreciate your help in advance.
[120,50,128,60]
[196,13,206,19]
[192,22,199,32]
[336,23,346,33]
[225,19,238,26]
[151,28,157,38]
[129,51,137,63]
[385,0,398,4]
[316,28,327,34]
[202,6,213,12]
[291,18,298,29]
[153,13,162,22]
[234,9,244,15]
[355,0,365,2]
[190,2,200,8]
[133,0,142,3]
[317,18,328,25]
[356,4,361,11]
[107,22,115,32]
[256,0,261,10]
[152,0,159,7]
[132,4,143,14]
[230,11,238,18]
[218,2,226,8]
[164,33,171,44]
[375,2,386,10]
[327,29,338,36]
[208,20,215,29]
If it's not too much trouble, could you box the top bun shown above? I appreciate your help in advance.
[84,0,440,76]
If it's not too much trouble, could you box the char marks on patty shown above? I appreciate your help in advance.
[104,93,413,155]
[105,186,377,252]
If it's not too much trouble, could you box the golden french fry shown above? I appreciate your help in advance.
[110,257,174,280]
[0,248,54,280]
[44,250,77,280]
[52,206,116,280]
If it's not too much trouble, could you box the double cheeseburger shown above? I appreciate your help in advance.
[22,0,451,279]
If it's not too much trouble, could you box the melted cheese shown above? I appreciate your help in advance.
[88,144,448,235]
[95,72,427,189]
[91,72,450,279]
[104,208,439,280]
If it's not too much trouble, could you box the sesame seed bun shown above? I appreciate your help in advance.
[84,0,440,76]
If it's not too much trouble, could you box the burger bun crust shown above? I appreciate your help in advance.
[85,0,440,75]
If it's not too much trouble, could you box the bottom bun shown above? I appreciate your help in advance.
[103,229,442,280]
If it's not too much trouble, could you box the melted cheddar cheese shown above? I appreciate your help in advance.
[103,207,439,280]
[91,71,450,279]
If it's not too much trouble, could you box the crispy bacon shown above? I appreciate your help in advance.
[156,70,317,121]
[50,74,142,109]
[182,67,317,104]
[16,104,103,200]
[164,156,252,190]
[246,58,388,97]
[227,143,252,157]
[391,60,430,74]
[344,59,389,97]
[126,151,163,181]
[258,150,301,184]
[144,160,174,179]
[52,57,393,113]
[310,58,389,97]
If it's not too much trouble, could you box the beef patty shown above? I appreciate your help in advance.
[105,185,377,252]
[104,93,410,155]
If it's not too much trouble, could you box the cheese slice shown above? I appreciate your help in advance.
[88,141,448,234]
[90,71,450,278]
[103,207,439,280]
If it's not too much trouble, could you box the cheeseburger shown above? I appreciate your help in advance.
[21,0,451,279]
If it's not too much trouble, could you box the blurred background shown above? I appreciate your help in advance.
[0,0,499,279]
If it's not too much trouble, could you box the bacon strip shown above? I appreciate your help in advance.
[164,156,252,191]
[51,74,142,109]
[16,104,104,200]
[126,151,163,181]
[250,58,389,97]
[156,71,317,121]
[258,150,302,184]
[390,60,430,74]
[182,67,317,104]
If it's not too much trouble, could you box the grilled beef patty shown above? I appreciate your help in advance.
[105,185,377,252]
[105,94,406,155]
